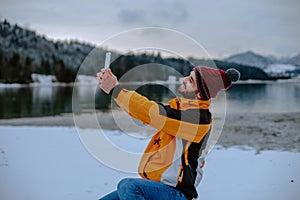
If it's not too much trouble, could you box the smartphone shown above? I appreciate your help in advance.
[104,52,111,69]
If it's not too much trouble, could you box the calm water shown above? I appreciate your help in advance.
[0,81,300,119]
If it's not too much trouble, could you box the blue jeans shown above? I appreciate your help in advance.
[99,178,187,200]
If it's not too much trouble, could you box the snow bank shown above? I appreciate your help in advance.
[0,83,23,88]
[75,75,98,85]
[31,73,57,85]
[0,126,299,200]
[265,64,296,74]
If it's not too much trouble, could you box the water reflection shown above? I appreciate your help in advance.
[0,87,33,119]
[0,82,299,119]
[0,86,73,119]
[226,82,300,113]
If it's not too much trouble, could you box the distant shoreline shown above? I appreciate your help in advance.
[1,111,299,152]
[1,74,300,88]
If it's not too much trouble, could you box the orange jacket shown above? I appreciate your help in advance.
[112,85,212,199]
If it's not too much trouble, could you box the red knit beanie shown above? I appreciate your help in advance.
[193,66,240,100]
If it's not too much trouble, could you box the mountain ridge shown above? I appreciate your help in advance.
[224,50,300,77]
[1,20,297,83]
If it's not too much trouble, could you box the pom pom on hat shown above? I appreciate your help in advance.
[226,68,240,82]
[193,66,240,100]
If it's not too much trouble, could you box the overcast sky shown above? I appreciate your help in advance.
[1,0,299,58]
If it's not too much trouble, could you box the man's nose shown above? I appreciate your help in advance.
[183,77,188,83]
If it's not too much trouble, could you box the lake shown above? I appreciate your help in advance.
[0,80,300,119]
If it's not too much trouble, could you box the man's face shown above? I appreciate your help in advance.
[178,71,199,99]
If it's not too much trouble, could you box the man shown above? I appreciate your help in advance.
[97,65,240,200]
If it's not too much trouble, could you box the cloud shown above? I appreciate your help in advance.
[117,9,147,25]
[1,0,299,57]
[116,1,189,27]
[154,5,189,26]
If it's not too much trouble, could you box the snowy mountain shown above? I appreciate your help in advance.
[0,20,102,83]
[288,54,300,66]
[225,51,272,68]
[224,51,300,78]
[0,20,95,69]
[1,19,299,83]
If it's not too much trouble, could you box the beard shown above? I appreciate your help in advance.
[177,85,197,99]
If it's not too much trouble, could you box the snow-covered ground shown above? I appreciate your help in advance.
[264,64,296,74]
[0,126,299,200]
[31,73,57,85]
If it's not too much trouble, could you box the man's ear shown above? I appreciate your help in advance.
[196,92,201,100]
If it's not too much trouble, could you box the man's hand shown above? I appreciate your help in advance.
[96,68,119,94]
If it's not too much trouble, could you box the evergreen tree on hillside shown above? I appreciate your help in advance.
[0,51,32,83]
[53,59,76,83]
